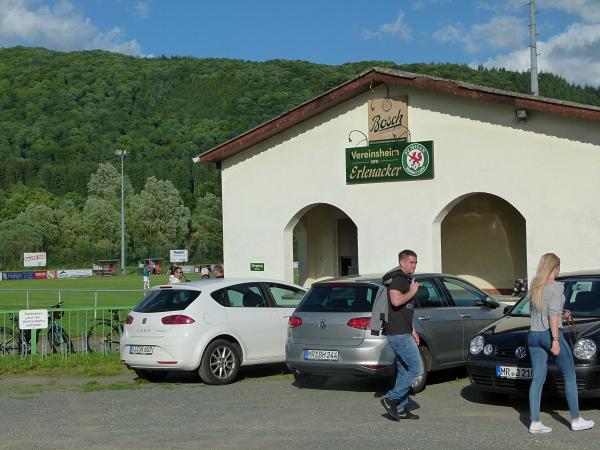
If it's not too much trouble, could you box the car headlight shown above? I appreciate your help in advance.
[573,338,597,360]
[470,335,484,355]
[483,344,494,356]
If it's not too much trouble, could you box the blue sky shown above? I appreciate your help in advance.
[1,0,599,87]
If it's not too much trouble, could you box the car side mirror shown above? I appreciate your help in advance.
[477,297,500,309]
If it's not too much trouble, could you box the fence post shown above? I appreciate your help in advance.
[94,291,98,319]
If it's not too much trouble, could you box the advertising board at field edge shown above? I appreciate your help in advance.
[170,249,188,263]
[24,252,46,267]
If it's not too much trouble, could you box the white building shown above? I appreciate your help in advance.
[195,68,600,294]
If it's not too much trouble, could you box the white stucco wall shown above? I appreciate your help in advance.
[220,85,600,285]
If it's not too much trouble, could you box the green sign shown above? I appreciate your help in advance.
[346,140,434,184]
[250,263,264,271]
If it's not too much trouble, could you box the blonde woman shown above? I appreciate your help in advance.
[527,253,594,433]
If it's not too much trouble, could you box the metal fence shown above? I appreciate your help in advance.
[0,288,142,357]
[0,288,144,310]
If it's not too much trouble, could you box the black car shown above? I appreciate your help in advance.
[467,271,600,399]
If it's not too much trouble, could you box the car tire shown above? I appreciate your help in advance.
[410,345,430,394]
[134,369,169,382]
[199,339,241,385]
[293,372,329,388]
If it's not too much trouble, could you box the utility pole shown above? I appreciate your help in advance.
[529,0,539,95]
[115,149,127,275]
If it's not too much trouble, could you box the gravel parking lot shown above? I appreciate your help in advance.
[1,367,599,450]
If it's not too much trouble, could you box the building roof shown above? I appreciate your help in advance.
[195,67,600,164]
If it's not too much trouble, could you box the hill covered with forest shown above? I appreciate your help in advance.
[1,46,598,269]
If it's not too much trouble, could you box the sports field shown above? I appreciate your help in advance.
[0,273,202,310]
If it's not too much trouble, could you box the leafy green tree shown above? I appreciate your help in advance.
[189,192,223,263]
[128,177,190,258]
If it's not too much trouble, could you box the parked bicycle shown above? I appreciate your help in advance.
[86,309,124,353]
[0,301,73,355]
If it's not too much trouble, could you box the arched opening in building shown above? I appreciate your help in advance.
[287,204,358,287]
[438,193,526,295]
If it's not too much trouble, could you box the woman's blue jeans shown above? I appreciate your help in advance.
[528,330,579,421]
[385,334,423,413]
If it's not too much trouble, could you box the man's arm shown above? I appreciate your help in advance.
[389,280,419,307]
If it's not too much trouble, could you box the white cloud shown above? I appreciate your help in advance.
[475,23,600,87]
[0,0,141,54]
[433,15,527,54]
[361,11,412,41]
[540,0,600,24]
[135,1,150,19]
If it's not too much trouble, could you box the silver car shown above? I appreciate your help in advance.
[286,273,504,391]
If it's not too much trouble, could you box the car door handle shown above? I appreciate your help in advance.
[460,313,472,318]
[418,316,431,321]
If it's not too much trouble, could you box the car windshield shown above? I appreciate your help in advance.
[509,277,600,318]
[296,284,378,313]
[134,289,201,313]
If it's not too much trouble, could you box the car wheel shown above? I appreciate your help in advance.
[199,339,240,385]
[133,369,169,382]
[293,372,329,388]
[411,346,430,394]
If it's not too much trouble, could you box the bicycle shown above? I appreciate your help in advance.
[0,315,31,355]
[0,301,73,355]
[86,309,124,353]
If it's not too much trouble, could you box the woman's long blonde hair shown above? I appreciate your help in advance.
[530,253,560,311]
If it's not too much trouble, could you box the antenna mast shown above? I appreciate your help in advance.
[529,0,539,95]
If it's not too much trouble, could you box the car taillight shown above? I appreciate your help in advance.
[161,315,195,325]
[347,317,371,330]
[125,315,134,325]
[288,316,302,328]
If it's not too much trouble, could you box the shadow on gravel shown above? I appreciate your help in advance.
[460,382,597,430]
[137,363,293,384]
[289,366,469,398]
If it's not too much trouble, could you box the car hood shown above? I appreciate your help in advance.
[481,315,600,339]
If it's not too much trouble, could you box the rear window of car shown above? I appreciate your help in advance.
[296,284,378,312]
[134,289,201,313]
[510,277,600,317]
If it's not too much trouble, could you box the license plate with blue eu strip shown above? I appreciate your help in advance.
[496,365,532,379]
[129,345,153,355]
[304,349,339,361]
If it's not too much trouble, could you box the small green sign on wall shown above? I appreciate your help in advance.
[346,140,434,184]
[250,262,264,271]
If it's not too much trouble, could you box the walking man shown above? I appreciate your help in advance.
[380,249,423,420]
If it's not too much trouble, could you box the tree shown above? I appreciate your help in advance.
[188,192,223,262]
[128,177,190,258]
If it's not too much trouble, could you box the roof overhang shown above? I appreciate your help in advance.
[195,67,600,164]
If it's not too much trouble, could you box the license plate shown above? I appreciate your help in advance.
[496,365,532,379]
[129,345,153,355]
[304,349,339,361]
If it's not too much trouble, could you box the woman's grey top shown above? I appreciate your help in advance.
[530,281,565,331]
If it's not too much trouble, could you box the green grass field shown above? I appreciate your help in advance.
[0,273,203,310]
[0,273,204,344]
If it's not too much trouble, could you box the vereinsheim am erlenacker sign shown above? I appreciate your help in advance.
[346,140,434,185]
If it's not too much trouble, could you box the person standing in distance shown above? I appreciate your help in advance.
[142,265,150,290]
[213,264,224,278]
[169,266,183,285]
[527,253,594,433]
[380,249,422,420]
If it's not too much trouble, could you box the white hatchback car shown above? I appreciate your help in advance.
[120,278,306,384]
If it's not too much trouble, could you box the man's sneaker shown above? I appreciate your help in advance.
[571,417,594,431]
[398,410,420,420]
[380,397,400,420]
[529,422,552,433]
